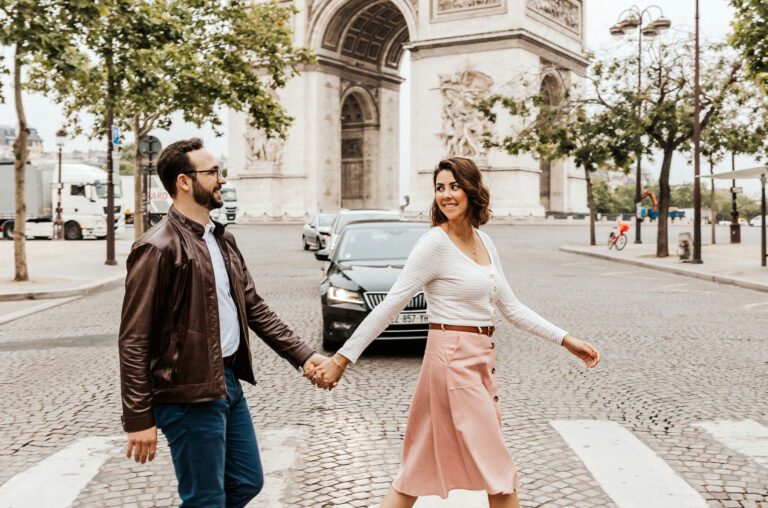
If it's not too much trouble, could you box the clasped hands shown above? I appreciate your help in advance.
[302,353,350,390]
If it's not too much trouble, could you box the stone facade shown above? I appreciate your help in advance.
[227,0,589,219]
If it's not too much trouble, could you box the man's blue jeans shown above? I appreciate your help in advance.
[154,367,264,508]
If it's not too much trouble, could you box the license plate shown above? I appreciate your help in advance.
[393,313,429,325]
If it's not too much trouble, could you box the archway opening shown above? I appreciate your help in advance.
[539,74,564,212]
[318,0,412,210]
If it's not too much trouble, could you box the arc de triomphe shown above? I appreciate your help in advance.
[227,0,589,218]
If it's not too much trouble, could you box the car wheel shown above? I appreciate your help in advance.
[303,235,310,250]
[2,220,13,240]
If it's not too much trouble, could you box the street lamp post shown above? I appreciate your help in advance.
[54,128,66,240]
[692,0,703,263]
[610,5,671,245]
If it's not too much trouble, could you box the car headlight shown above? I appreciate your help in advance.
[328,286,364,305]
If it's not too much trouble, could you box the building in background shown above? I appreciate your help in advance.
[228,0,589,219]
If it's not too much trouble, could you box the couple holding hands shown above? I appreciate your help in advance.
[119,138,600,508]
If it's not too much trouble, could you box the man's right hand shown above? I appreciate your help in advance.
[126,426,157,464]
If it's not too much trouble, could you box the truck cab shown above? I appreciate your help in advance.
[209,182,240,224]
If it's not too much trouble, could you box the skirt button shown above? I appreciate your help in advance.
[493,395,499,402]
[491,367,496,374]
[490,342,495,349]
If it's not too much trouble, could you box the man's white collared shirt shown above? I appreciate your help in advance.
[203,222,240,357]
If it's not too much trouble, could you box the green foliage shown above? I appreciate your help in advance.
[29,0,315,140]
[118,141,135,175]
[731,0,768,90]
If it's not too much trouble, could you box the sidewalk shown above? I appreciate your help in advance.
[0,235,132,302]
[560,241,768,293]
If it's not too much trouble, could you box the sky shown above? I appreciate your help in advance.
[0,0,762,197]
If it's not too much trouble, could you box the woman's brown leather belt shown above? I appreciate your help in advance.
[428,323,495,337]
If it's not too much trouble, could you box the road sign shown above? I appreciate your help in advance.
[730,187,742,194]
[112,126,120,146]
[139,135,162,157]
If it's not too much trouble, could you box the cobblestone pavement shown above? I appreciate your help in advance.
[0,225,767,507]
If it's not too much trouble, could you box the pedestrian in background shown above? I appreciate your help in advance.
[313,157,600,508]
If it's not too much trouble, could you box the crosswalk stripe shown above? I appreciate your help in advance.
[415,489,488,507]
[694,420,768,467]
[0,436,120,508]
[551,420,708,508]
[247,428,308,507]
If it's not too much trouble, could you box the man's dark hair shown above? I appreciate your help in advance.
[156,138,204,197]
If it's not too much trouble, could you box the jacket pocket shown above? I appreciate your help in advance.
[173,329,210,385]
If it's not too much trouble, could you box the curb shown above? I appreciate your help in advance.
[0,296,82,325]
[0,274,125,302]
[559,246,768,294]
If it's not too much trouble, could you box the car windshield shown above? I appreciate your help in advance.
[333,213,399,234]
[317,213,334,227]
[334,226,427,262]
[221,188,237,201]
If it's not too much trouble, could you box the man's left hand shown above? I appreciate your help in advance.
[302,354,334,389]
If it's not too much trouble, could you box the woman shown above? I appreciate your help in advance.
[314,157,600,508]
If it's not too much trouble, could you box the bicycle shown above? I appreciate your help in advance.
[608,222,629,250]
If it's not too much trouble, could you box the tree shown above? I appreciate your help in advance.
[731,0,768,90]
[0,0,89,280]
[698,82,767,242]
[590,38,745,257]
[480,73,637,246]
[35,0,313,238]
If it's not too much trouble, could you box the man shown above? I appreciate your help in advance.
[119,138,330,507]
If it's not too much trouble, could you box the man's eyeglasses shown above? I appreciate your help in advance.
[182,169,221,179]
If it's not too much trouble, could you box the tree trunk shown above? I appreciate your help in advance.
[656,148,674,257]
[133,115,144,239]
[710,161,716,245]
[12,47,29,281]
[585,169,596,246]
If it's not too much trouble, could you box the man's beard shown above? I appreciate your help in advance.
[192,179,223,211]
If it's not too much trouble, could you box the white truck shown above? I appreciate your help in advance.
[0,160,123,240]
[120,174,172,227]
[209,182,240,224]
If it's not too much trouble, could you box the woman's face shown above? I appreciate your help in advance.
[434,169,469,222]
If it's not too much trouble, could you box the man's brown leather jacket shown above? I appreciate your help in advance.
[119,207,315,432]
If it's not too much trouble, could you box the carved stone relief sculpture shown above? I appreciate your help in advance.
[435,0,502,15]
[244,116,285,173]
[528,0,581,34]
[438,70,494,159]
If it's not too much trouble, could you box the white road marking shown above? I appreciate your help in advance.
[247,427,309,507]
[551,420,707,508]
[694,420,768,467]
[603,271,635,276]
[0,436,120,508]
[415,489,488,507]
[744,301,768,311]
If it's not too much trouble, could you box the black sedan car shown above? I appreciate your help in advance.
[315,220,430,351]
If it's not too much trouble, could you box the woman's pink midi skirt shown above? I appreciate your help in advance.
[392,328,520,498]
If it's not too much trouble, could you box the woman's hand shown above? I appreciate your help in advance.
[312,354,350,390]
[562,335,601,368]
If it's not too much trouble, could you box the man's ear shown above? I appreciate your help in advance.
[176,174,191,194]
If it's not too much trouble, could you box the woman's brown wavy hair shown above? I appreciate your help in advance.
[429,157,491,228]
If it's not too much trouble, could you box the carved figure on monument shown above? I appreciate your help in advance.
[437,0,501,14]
[438,70,494,158]
[244,116,284,172]
[528,0,581,33]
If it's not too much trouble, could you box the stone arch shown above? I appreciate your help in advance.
[538,69,566,212]
[308,0,417,68]
[340,85,379,126]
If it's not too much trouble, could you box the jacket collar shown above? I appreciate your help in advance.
[168,206,226,238]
